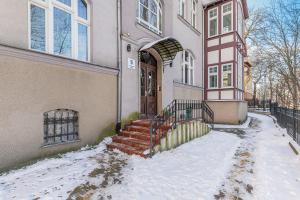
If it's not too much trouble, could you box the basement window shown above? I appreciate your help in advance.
[43,109,79,145]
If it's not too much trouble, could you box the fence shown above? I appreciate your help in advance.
[271,104,300,145]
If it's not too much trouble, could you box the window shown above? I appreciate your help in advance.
[208,8,218,37]
[191,0,197,28]
[29,0,90,61]
[182,50,194,85]
[43,109,79,145]
[179,0,185,18]
[222,64,233,88]
[208,66,218,89]
[137,0,162,34]
[222,2,232,33]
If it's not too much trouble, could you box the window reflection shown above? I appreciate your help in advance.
[54,8,72,57]
[31,5,46,51]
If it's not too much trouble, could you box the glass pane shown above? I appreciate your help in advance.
[141,68,146,96]
[190,69,193,85]
[223,4,231,13]
[54,8,72,57]
[185,64,188,84]
[140,0,148,7]
[140,5,148,21]
[78,24,88,61]
[149,12,157,27]
[210,18,217,36]
[57,0,71,6]
[147,71,156,96]
[31,5,46,51]
[149,0,157,13]
[78,0,87,19]
[209,9,217,18]
[223,14,232,32]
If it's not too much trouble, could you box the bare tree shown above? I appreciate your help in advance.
[247,0,300,108]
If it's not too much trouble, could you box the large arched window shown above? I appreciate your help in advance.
[29,0,90,61]
[137,0,163,34]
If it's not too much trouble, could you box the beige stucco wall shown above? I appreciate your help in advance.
[0,47,117,171]
[206,101,248,124]
[173,82,203,100]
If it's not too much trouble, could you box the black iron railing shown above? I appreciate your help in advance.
[271,104,300,145]
[149,100,214,156]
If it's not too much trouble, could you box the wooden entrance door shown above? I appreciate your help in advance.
[140,63,157,118]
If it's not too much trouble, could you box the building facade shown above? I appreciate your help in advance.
[0,0,248,170]
[203,0,248,124]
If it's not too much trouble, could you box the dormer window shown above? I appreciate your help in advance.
[222,2,232,33]
[137,0,163,34]
[208,8,218,37]
[29,0,90,61]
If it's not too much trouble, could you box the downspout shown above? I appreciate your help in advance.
[202,5,205,102]
[116,0,122,131]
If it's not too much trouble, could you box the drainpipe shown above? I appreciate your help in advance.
[202,6,205,102]
[116,0,123,132]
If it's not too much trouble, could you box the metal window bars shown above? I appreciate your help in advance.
[43,109,79,145]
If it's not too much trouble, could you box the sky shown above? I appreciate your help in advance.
[248,0,270,8]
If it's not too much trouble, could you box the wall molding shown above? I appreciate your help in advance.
[0,44,119,76]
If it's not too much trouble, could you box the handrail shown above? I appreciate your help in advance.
[149,99,214,157]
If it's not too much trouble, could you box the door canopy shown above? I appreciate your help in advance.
[140,37,183,63]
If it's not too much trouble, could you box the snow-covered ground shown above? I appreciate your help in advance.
[1,113,300,200]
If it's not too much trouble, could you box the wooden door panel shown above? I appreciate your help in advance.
[140,63,157,117]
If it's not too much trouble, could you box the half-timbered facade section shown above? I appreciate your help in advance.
[204,0,248,101]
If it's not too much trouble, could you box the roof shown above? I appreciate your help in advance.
[140,37,183,62]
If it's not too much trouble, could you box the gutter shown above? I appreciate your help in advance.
[116,0,123,128]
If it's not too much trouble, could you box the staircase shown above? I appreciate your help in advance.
[107,120,171,157]
[107,100,214,158]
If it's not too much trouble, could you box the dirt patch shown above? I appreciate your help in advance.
[213,117,260,200]
[67,151,127,200]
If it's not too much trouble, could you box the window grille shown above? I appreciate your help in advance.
[43,109,79,145]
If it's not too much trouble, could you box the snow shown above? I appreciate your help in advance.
[212,116,251,129]
[250,113,300,200]
[94,132,241,200]
[1,113,300,200]
[0,137,128,200]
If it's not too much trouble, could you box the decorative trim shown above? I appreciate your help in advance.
[0,44,119,76]
[177,15,202,36]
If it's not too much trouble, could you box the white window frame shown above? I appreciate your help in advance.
[208,65,218,89]
[28,0,91,62]
[179,0,185,18]
[221,63,233,88]
[137,0,163,34]
[221,2,233,34]
[182,50,195,85]
[191,0,197,28]
[208,7,218,37]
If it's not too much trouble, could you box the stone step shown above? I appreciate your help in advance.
[120,130,150,141]
[107,142,146,158]
[131,120,151,128]
[112,136,150,151]
[126,125,150,134]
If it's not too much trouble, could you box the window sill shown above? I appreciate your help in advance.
[208,31,234,39]
[177,15,201,36]
[135,21,163,38]
[41,139,81,149]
